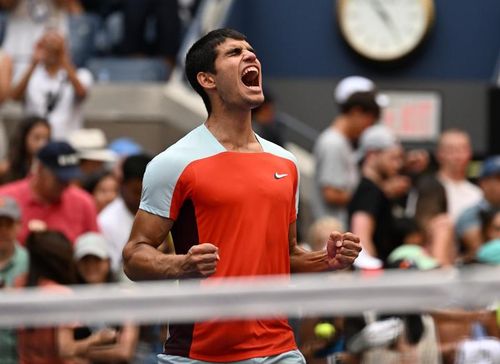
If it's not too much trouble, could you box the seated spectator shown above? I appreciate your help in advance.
[10,30,93,141]
[98,153,152,272]
[476,208,500,265]
[0,196,28,364]
[121,0,181,69]
[16,230,117,364]
[0,0,73,79]
[387,217,439,270]
[456,155,500,261]
[81,170,119,213]
[1,116,50,184]
[73,232,140,362]
[68,128,118,179]
[0,141,99,244]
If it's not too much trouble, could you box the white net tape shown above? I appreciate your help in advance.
[1,266,499,328]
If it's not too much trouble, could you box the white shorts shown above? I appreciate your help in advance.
[157,349,306,364]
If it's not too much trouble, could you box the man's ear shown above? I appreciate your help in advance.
[197,72,216,90]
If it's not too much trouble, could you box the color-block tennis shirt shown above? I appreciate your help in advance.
[140,124,299,362]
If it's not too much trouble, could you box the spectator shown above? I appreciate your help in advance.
[252,90,286,147]
[98,153,153,273]
[0,0,71,79]
[16,230,117,364]
[348,124,404,264]
[1,116,51,183]
[475,208,500,265]
[73,232,140,362]
[10,30,93,141]
[436,129,483,223]
[68,128,118,180]
[456,155,500,261]
[121,0,181,69]
[311,76,382,229]
[0,196,27,364]
[81,170,119,213]
[0,141,99,244]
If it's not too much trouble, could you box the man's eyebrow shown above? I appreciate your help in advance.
[224,45,256,55]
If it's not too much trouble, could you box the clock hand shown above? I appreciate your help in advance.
[371,0,401,41]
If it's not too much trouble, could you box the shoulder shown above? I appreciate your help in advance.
[145,125,225,180]
[76,68,93,85]
[98,197,127,224]
[257,136,297,165]
[65,185,96,207]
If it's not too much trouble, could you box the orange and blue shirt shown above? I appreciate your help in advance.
[140,124,299,362]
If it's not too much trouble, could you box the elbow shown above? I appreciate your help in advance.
[122,243,137,281]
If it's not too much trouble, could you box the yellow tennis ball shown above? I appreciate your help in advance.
[314,322,336,340]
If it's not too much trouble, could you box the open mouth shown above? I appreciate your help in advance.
[241,66,260,88]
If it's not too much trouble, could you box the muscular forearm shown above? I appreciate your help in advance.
[123,243,185,281]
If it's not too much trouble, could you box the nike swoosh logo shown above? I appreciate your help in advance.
[274,173,288,179]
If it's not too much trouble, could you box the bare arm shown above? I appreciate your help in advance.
[122,209,219,281]
[85,323,139,362]
[289,221,361,273]
[322,185,352,206]
[350,211,377,257]
[10,62,37,101]
[0,53,12,103]
[57,326,117,358]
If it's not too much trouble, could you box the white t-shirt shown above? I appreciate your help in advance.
[24,65,93,140]
[439,176,483,223]
[2,0,68,80]
[98,197,134,272]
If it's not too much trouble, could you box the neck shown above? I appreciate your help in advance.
[205,108,261,152]
[0,243,15,270]
[362,164,384,187]
[44,63,61,76]
[30,177,51,204]
[333,116,352,139]
[439,169,466,182]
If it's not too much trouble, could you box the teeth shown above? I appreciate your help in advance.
[242,66,258,76]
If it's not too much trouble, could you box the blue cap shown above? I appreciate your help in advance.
[37,141,81,182]
[109,138,143,157]
[480,156,500,179]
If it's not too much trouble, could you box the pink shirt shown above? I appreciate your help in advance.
[0,178,99,244]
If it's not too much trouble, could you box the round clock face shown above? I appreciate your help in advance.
[337,0,435,61]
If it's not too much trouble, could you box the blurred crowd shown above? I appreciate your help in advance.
[0,2,498,362]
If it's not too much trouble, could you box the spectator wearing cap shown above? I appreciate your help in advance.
[311,76,383,229]
[0,141,99,244]
[456,155,500,261]
[348,124,404,265]
[0,196,27,364]
[73,232,140,362]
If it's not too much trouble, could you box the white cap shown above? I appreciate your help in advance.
[334,76,389,107]
[68,129,117,163]
[358,124,399,160]
[74,232,110,260]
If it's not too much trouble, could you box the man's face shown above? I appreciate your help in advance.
[0,217,19,248]
[437,132,472,174]
[376,145,404,179]
[210,38,264,111]
[37,166,69,203]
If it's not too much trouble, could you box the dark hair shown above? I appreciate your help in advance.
[81,170,115,194]
[479,207,500,242]
[185,28,247,114]
[339,91,381,119]
[6,116,50,182]
[25,230,77,287]
[392,217,423,244]
[122,153,152,182]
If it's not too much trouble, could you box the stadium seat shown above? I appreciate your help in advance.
[87,57,170,82]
